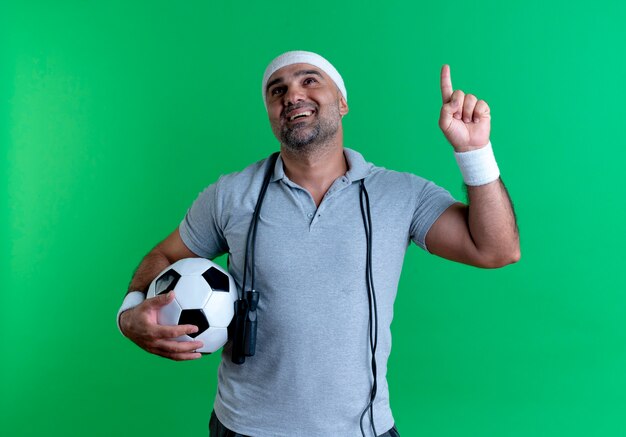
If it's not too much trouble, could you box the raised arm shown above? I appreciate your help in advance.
[426,65,520,268]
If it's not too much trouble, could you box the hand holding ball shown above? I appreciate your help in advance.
[146,258,238,354]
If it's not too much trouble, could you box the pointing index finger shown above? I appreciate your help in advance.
[440,64,453,103]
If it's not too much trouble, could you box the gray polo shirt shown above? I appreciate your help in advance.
[179,148,456,437]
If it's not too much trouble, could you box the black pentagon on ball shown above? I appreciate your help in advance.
[155,269,181,295]
[179,309,209,338]
[202,267,229,292]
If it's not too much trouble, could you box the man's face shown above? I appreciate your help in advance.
[265,63,348,153]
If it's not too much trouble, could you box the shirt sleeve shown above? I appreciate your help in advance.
[409,177,458,252]
[178,177,229,259]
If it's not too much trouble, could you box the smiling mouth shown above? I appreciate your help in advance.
[285,109,315,123]
[289,110,313,121]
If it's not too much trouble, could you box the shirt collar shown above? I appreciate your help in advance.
[270,147,373,183]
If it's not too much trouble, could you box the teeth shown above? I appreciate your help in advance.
[289,111,312,121]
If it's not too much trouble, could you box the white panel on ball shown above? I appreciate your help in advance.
[178,257,217,275]
[175,275,212,308]
[205,292,236,328]
[198,327,228,353]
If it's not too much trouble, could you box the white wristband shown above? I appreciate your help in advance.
[116,291,146,336]
[454,141,500,186]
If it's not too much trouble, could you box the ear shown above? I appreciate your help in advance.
[339,95,349,117]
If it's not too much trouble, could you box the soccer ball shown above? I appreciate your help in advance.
[146,257,237,353]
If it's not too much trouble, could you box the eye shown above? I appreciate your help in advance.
[270,86,285,96]
[303,77,318,85]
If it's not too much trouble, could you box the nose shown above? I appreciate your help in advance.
[283,85,306,106]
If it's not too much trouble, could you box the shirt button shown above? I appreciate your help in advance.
[307,212,313,218]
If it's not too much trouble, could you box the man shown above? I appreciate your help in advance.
[117,51,520,436]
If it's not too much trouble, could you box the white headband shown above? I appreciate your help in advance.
[262,50,347,109]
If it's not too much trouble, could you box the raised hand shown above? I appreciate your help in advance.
[438,64,491,152]
[119,290,203,361]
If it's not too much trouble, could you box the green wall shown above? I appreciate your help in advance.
[2,0,625,436]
